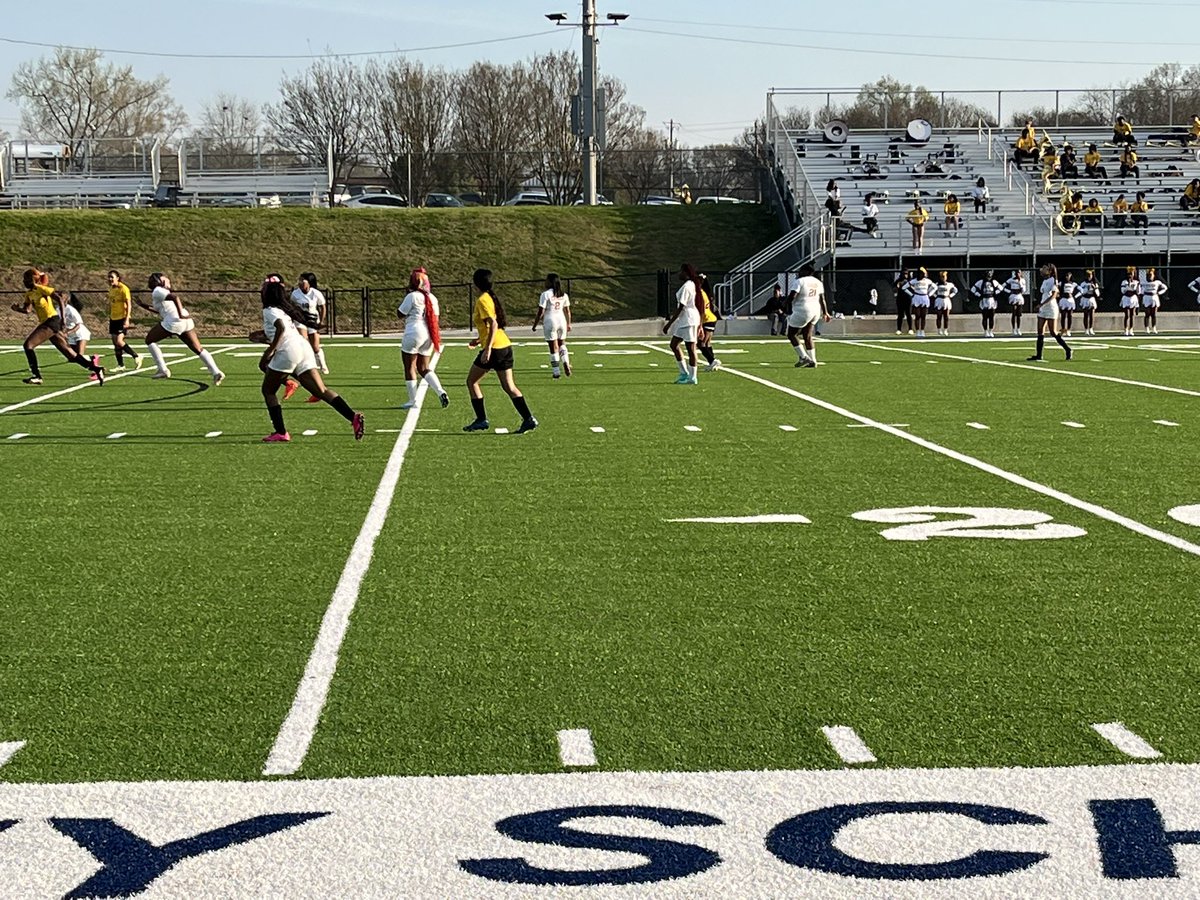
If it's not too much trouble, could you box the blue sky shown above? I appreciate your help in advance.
[0,0,1195,143]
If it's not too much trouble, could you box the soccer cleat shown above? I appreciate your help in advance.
[674,373,690,383]
[352,412,365,441]
[686,375,699,384]
[152,369,171,379]
[321,367,330,375]
[262,432,291,443]
[463,419,490,432]
[23,376,43,385]
[516,417,539,434]
[88,373,98,381]
[107,365,126,374]
[802,360,817,368]
[562,359,571,377]
[709,359,723,371]
[91,355,101,370]
[794,360,807,368]
[305,394,321,404]
[212,371,225,387]
[283,380,298,400]
[552,371,561,379]
[134,355,145,370]
[439,392,449,408]
[399,401,416,410]
[94,367,105,386]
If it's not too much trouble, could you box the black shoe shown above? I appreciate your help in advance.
[516,417,539,434]
[439,392,449,408]
[1026,356,1043,361]
[462,419,489,432]
[94,367,105,386]
[1065,348,1073,361]
[22,376,42,385]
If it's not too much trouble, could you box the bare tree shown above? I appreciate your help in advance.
[267,58,369,204]
[195,92,262,168]
[7,47,185,164]
[453,61,535,204]
[605,126,669,202]
[363,60,457,205]
[525,51,581,205]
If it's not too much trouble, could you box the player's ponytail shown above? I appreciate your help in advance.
[473,268,506,330]
[410,267,440,352]
[546,272,564,298]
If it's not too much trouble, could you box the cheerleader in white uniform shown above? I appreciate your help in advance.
[1028,263,1072,361]
[1119,266,1141,336]
[136,273,225,384]
[257,275,364,443]
[1077,270,1100,335]
[1141,266,1166,334]
[397,267,448,409]
[971,270,1003,337]
[1005,270,1027,336]
[906,267,934,337]
[932,271,958,335]
[1058,271,1077,336]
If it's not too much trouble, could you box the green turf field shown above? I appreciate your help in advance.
[2,333,1200,785]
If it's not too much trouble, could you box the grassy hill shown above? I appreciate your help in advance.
[0,205,779,335]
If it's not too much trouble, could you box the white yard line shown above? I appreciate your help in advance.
[0,741,25,768]
[1091,722,1162,759]
[1061,421,1086,429]
[0,345,235,416]
[967,422,990,430]
[106,432,126,440]
[556,729,597,767]
[264,351,440,777]
[6,433,29,440]
[821,726,877,765]
[1154,420,1180,427]
[641,346,1200,560]
[846,340,1200,399]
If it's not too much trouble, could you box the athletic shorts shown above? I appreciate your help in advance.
[543,320,568,342]
[108,319,129,336]
[37,315,64,334]
[671,322,698,342]
[268,335,319,376]
[69,327,92,345]
[1037,306,1059,320]
[474,346,515,371]
[702,322,717,333]
[162,318,195,336]
[788,308,820,330]
[402,330,434,356]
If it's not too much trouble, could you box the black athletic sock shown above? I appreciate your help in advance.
[511,394,532,420]
[126,346,138,358]
[1054,333,1069,350]
[700,345,715,364]
[471,396,487,422]
[115,346,124,366]
[1035,335,1045,358]
[73,354,93,371]
[268,404,287,434]
[25,348,40,377]
[326,393,355,422]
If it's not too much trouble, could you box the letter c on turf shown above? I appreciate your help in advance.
[766,801,1049,880]
[459,805,722,886]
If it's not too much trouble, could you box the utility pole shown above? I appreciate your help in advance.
[547,4,627,206]
[666,119,677,192]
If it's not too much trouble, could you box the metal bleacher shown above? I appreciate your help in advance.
[1,139,159,208]
[175,137,331,207]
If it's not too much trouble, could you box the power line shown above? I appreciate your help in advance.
[0,29,560,61]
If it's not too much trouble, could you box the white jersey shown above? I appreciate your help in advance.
[63,304,90,342]
[907,277,934,307]
[538,289,570,322]
[676,281,701,327]
[152,285,188,323]
[264,306,317,375]
[292,287,326,323]
[1141,279,1166,307]
[1038,277,1059,317]
[1005,276,1027,305]
[793,275,825,317]
[1189,276,1200,298]
[398,290,440,333]
[263,305,301,343]
[972,278,1003,310]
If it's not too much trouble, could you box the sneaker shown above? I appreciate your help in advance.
[283,380,298,400]
[516,417,539,434]
[439,392,449,408]
[896,330,903,335]
[212,371,225,387]
[907,329,915,335]
[94,367,105,386]
[134,355,144,370]
[686,375,699,384]
[152,369,171,379]
[305,394,321,404]
[674,373,690,384]
[22,376,42,385]
[1026,355,1043,361]
[710,359,722,371]
[562,359,572,377]
[400,401,416,410]
[352,412,365,441]
[262,432,291,443]
[463,419,490,432]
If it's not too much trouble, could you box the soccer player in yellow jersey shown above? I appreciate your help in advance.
[11,268,104,385]
[463,268,537,433]
[105,269,141,370]
[696,273,722,372]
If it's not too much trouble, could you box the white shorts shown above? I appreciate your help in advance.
[268,334,319,376]
[1037,306,1059,320]
[671,321,698,342]
[1119,298,1137,309]
[543,319,568,342]
[402,329,434,356]
[69,327,92,344]
[162,318,195,336]
[788,305,821,330]
[1143,299,1160,309]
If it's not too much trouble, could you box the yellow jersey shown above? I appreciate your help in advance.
[1017,132,1036,152]
[108,282,132,320]
[1192,118,1200,140]
[473,292,512,350]
[906,207,929,226]
[26,284,59,323]
[1122,150,1138,165]
[700,289,717,324]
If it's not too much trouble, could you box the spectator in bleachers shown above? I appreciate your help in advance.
[906,198,929,251]
[861,192,880,236]
[1191,114,1200,145]
[1084,143,1109,181]
[1112,193,1130,232]
[825,179,843,217]
[1082,197,1104,229]
[971,177,989,215]
[1113,115,1136,147]
[943,193,962,234]
[1041,142,1060,180]
[1180,178,1200,211]
[1014,119,1038,169]
[1060,143,1079,179]
[757,284,789,336]
[1131,191,1151,234]
[1060,190,1083,232]
[894,269,914,334]
[1119,144,1140,181]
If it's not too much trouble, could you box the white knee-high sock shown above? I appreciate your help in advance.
[550,352,560,375]
[316,348,328,372]
[794,344,809,362]
[147,342,168,373]
[807,346,818,364]
[560,345,570,364]
[423,370,444,395]
[197,349,222,376]
[687,363,697,379]
[677,358,687,375]
[405,380,418,404]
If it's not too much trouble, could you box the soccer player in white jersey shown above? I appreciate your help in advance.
[662,263,703,384]
[291,272,329,376]
[1119,266,1141,336]
[932,271,958,336]
[971,269,1003,337]
[1028,263,1072,361]
[906,267,934,337]
[135,273,225,384]
[256,275,364,443]
[63,293,100,380]
[397,266,448,409]
[531,272,572,378]
[1005,270,1027,335]
[1141,266,1166,334]
[786,263,830,367]
[1058,271,1077,337]
[1077,270,1100,335]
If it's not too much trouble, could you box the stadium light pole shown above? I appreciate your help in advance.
[547,4,627,206]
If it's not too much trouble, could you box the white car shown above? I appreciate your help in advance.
[340,193,409,209]
[640,195,683,206]
[572,194,614,206]
[502,191,552,206]
[695,195,745,205]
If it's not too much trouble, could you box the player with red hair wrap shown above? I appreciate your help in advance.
[397,266,448,410]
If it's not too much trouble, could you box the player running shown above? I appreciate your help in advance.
[787,264,831,368]
[106,269,141,371]
[12,268,104,385]
[256,275,364,443]
[136,273,225,385]
[291,272,329,375]
[1029,263,1072,361]
[531,272,572,378]
[663,264,703,384]
[397,266,448,410]
[971,270,1003,337]
[62,294,100,381]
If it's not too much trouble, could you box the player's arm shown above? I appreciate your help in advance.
[316,293,326,327]
[565,302,572,331]
[531,302,543,331]
[259,324,284,371]
[481,317,497,360]
[819,288,831,322]
[169,292,189,319]
[122,289,133,326]
[662,304,682,334]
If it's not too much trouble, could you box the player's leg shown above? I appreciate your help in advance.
[401,350,420,409]
[1049,317,1071,358]
[801,322,818,366]
[464,363,490,430]
[261,368,291,440]
[788,325,810,366]
[144,323,172,377]
[545,338,561,378]
[49,331,103,380]
[296,368,364,440]
[669,335,688,380]
[310,330,328,374]
[20,321,54,382]
[179,329,224,384]
[684,340,698,383]
[559,337,572,377]
[417,352,448,408]
[496,366,536,431]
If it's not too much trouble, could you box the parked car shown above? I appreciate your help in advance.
[424,193,464,208]
[695,195,745,204]
[502,191,552,206]
[341,193,409,209]
[457,192,487,206]
[153,184,185,208]
[572,194,614,206]
[639,195,683,206]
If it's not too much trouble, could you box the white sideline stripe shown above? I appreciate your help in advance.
[967,422,990,430]
[302,429,318,436]
[778,425,797,432]
[1092,722,1162,759]
[0,741,25,768]
[205,431,222,438]
[106,432,126,439]
[0,346,235,416]
[669,514,811,525]
[847,423,908,429]
[375,428,401,433]
[1061,421,1086,429]
[639,347,1200,560]
[847,340,1200,399]
[557,729,597,767]
[264,351,441,777]
[1155,420,1181,427]
[590,426,606,433]
[684,425,702,432]
[869,360,882,365]
[7,433,28,440]
[821,726,877,765]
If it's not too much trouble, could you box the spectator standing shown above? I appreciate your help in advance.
[1058,271,1077,337]
[906,198,929,251]
[1005,269,1028,336]
[1077,270,1100,335]
[894,269,914,335]
[932,271,958,335]
[1141,267,1166,334]
[1119,266,1141,336]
